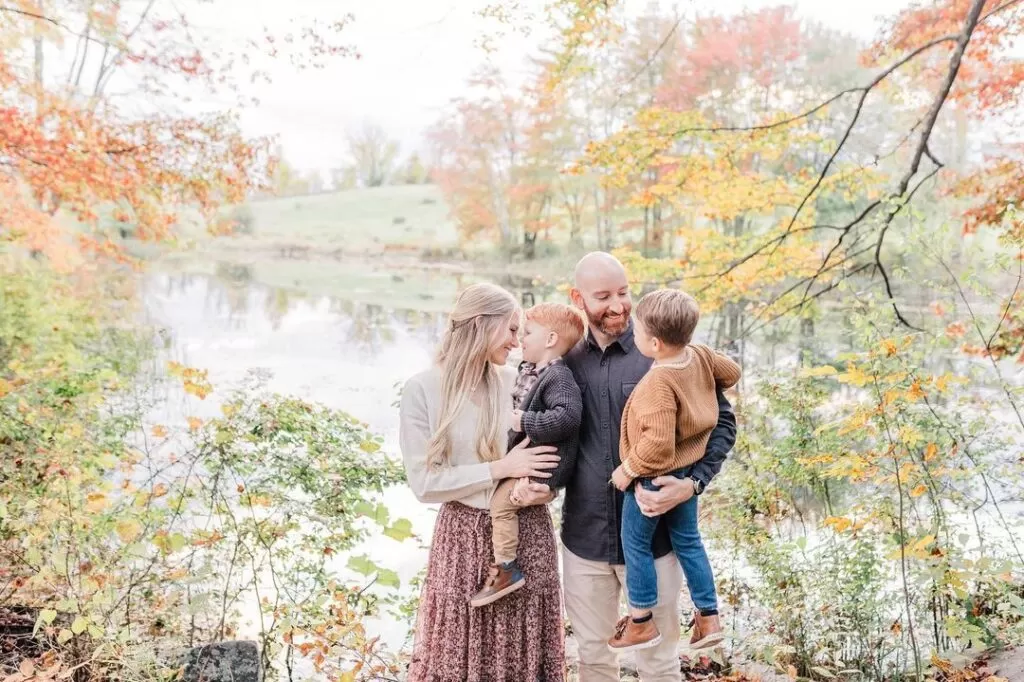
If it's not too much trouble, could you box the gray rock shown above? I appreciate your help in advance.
[183,641,262,682]
[989,647,1024,681]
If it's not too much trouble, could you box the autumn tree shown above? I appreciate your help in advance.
[0,0,356,265]
[344,122,400,188]
[402,152,430,184]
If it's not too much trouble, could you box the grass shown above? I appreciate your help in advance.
[221,184,460,252]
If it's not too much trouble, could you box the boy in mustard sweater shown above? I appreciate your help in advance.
[607,289,741,654]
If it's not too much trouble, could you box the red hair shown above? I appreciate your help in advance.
[526,302,585,351]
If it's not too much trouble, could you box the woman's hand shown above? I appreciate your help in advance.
[491,437,559,480]
[511,409,524,432]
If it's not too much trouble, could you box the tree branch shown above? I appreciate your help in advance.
[0,6,107,45]
[873,165,942,330]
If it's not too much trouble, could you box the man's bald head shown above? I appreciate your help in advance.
[574,251,627,290]
[570,251,632,341]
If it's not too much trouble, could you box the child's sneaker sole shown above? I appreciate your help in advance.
[607,633,663,654]
[469,578,525,608]
[687,632,724,652]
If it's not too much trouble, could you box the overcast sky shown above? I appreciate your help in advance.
[189,0,913,173]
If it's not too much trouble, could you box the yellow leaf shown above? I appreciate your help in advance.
[924,443,938,461]
[152,425,168,438]
[837,365,871,387]
[910,484,928,497]
[187,416,203,432]
[824,516,853,533]
[116,520,142,543]
[799,365,838,377]
[152,483,169,498]
[86,492,108,513]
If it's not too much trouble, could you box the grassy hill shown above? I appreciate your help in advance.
[226,184,460,253]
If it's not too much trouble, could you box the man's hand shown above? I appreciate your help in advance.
[610,465,631,492]
[511,409,524,433]
[633,476,695,517]
[511,477,555,507]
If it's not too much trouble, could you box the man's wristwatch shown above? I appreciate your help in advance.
[689,476,705,496]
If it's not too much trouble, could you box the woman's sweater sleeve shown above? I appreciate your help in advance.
[399,376,494,504]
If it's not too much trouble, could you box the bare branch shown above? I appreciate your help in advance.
[0,5,106,45]
[873,165,942,330]
[610,13,685,111]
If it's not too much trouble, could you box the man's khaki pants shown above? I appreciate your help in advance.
[562,547,683,682]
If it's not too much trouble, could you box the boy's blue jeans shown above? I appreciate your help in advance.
[622,468,718,612]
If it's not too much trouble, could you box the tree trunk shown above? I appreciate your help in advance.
[34,37,43,87]
[642,205,650,256]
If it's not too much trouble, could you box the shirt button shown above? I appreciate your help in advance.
[601,389,607,396]
[602,422,609,429]
[600,359,607,366]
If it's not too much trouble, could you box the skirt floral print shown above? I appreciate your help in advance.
[407,501,565,682]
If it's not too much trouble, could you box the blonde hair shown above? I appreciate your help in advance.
[635,289,700,347]
[526,303,585,353]
[427,282,519,468]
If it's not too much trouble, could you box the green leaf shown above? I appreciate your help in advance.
[384,518,414,542]
[812,667,836,679]
[353,501,375,517]
[71,616,88,635]
[170,533,188,553]
[33,609,57,637]
[58,629,74,645]
[347,555,377,577]
[377,568,400,589]
[359,440,381,453]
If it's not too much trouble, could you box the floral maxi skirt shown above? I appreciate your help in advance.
[407,501,565,682]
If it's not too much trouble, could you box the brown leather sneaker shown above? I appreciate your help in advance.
[686,612,724,652]
[607,615,662,653]
[469,562,525,608]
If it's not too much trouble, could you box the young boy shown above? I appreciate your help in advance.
[470,302,585,608]
[607,289,741,653]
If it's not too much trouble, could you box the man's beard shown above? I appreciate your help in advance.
[582,303,631,337]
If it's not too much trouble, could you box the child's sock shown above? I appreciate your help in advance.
[631,612,653,624]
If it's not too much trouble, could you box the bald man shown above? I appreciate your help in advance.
[561,252,737,681]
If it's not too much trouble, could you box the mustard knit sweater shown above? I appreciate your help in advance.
[619,344,741,480]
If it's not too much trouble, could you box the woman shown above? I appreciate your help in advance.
[399,282,566,681]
